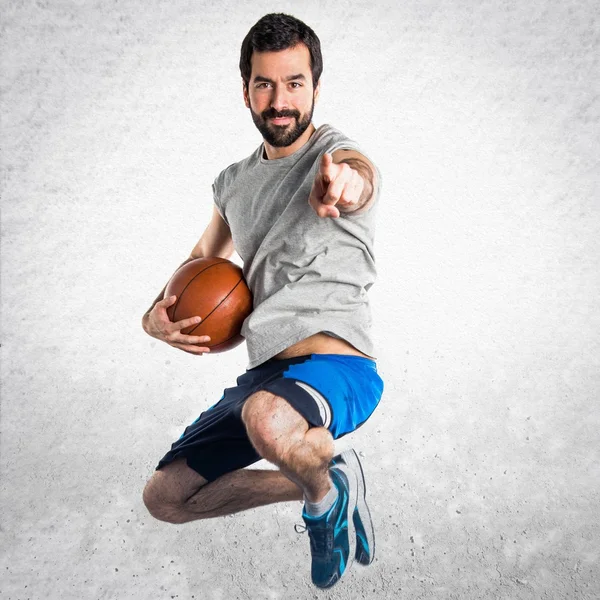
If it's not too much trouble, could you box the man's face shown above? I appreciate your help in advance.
[244,44,319,149]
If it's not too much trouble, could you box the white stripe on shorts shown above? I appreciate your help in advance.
[294,381,332,429]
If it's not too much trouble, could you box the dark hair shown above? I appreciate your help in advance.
[239,13,323,90]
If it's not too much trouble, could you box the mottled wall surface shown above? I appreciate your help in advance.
[1,1,599,599]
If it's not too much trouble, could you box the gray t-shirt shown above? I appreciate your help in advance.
[212,124,380,369]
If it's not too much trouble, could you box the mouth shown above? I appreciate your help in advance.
[269,116,293,126]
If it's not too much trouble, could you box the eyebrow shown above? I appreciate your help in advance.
[253,73,307,83]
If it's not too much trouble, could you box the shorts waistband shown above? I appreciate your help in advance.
[257,353,376,371]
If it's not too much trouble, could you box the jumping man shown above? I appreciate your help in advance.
[141,13,384,589]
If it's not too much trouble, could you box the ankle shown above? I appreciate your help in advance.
[304,473,335,504]
[304,483,339,517]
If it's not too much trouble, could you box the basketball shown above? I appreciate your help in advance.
[164,257,253,353]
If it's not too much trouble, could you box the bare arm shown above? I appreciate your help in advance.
[143,205,234,317]
[142,205,235,354]
[188,204,236,262]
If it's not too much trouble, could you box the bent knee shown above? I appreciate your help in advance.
[242,391,309,461]
[142,459,208,523]
[142,479,183,524]
[142,473,200,525]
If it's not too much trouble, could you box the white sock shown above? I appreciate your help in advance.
[304,484,339,517]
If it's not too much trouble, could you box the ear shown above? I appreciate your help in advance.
[314,79,321,104]
[243,81,250,109]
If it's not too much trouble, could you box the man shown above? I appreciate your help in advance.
[141,13,384,589]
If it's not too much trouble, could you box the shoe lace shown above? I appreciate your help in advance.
[294,522,333,556]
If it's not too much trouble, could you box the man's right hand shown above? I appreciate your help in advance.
[143,295,211,355]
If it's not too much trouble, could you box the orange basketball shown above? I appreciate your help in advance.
[164,257,253,353]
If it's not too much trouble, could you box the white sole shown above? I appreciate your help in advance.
[339,449,375,563]
[330,462,358,574]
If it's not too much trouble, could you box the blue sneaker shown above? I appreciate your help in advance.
[301,467,358,589]
[330,449,375,565]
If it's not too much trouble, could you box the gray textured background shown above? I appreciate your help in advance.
[1,1,599,599]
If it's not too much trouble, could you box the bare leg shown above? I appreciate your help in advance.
[144,389,333,523]
[143,458,303,524]
[241,390,335,503]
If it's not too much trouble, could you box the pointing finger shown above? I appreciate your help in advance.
[320,153,335,182]
[320,152,333,169]
[322,175,346,205]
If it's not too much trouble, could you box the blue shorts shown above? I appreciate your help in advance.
[156,353,384,482]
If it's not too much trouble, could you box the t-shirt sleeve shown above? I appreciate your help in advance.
[212,171,229,226]
[323,138,362,157]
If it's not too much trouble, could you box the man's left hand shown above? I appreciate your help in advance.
[308,153,366,219]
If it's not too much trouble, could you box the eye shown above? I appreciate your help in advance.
[256,82,271,89]
[290,82,303,89]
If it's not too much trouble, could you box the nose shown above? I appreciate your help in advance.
[270,85,289,112]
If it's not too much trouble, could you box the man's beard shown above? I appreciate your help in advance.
[250,100,315,148]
